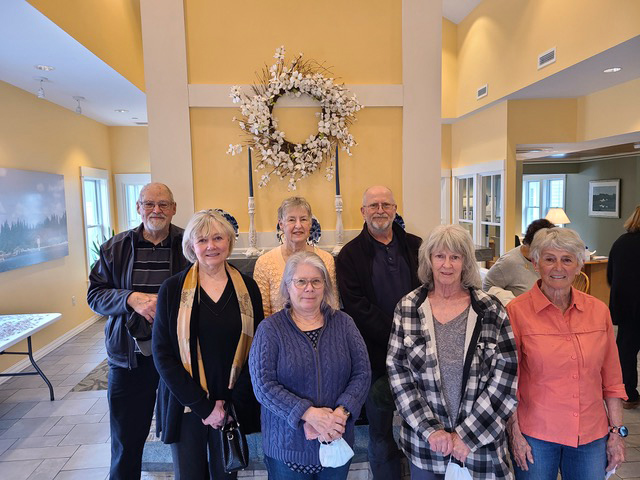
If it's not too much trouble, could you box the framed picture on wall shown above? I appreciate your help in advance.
[588,179,620,218]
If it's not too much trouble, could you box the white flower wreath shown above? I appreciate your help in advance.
[227,46,362,191]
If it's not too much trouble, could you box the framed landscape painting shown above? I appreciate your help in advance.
[0,167,69,273]
[588,179,620,218]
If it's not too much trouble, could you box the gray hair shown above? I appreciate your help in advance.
[277,197,312,223]
[182,209,235,263]
[417,224,481,290]
[529,228,586,268]
[138,182,175,203]
[279,251,337,310]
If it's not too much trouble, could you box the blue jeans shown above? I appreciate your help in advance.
[409,461,444,480]
[263,455,351,480]
[513,434,607,480]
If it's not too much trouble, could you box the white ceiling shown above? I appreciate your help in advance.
[443,0,482,24]
[0,0,146,126]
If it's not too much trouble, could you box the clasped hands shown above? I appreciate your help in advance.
[302,407,348,443]
[428,429,471,463]
[127,292,158,323]
[202,400,227,429]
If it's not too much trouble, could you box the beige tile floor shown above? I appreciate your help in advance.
[0,318,638,479]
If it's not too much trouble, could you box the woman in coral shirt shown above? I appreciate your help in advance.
[507,228,626,480]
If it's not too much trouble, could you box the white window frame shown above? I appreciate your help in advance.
[453,160,505,257]
[80,167,112,274]
[114,173,151,232]
[441,169,451,225]
[522,174,567,233]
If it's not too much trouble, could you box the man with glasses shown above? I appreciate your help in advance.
[88,183,188,479]
[336,185,422,479]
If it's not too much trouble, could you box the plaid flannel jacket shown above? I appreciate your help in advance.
[387,285,518,479]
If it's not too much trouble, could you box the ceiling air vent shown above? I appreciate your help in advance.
[135,121,148,125]
[476,84,488,100]
[537,47,556,69]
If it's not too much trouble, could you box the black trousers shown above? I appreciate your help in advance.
[170,411,237,480]
[617,324,640,401]
[365,389,403,480]
[107,354,159,480]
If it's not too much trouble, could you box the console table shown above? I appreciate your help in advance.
[0,313,62,401]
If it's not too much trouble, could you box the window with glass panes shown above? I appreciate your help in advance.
[522,175,566,233]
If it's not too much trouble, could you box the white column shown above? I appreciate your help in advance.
[402,0,442,238]
[140,0,194,227]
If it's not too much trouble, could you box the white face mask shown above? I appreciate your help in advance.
[318,438,354,468]
[444,461,473,480]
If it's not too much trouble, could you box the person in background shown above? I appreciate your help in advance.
[388,224,517,479]
[153,209,263,479]
[250,251,371,479]
[482,219,555,305]
[608,206,640,409]
[253,196,338,317]
[336,186,422,480]
[508,228,626,480]
[87,183,189,479]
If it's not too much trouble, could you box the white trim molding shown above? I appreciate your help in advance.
[452,159,505,177]
[188,84,404,108]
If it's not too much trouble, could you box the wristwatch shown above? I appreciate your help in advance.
[338,405,351,418]
[609,425,629,437]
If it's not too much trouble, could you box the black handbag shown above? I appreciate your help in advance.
[219,400,249,473]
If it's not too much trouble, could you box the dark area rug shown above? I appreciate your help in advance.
[72,358,108,391]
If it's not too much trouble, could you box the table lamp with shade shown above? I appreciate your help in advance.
[545,207,571,226]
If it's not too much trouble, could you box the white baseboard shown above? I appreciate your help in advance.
[0,314,103,385]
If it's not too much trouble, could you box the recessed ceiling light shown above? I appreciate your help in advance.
[114,109,128,113]
[34,64,55,72]
[549,153,566,158]
[603,67,622,73]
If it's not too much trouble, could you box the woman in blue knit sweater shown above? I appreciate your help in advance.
[249,251,371,479]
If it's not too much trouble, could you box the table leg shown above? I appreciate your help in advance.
[27,336,55,401]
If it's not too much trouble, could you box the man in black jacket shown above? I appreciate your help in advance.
[87,183,188,480]
[336,185,422,480]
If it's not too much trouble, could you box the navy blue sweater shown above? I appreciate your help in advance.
[249,306,371,465]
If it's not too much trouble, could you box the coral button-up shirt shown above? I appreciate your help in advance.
[506,281,626,447]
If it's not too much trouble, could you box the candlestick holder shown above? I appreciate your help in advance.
[332,194,344,255]
[245,196,263,257]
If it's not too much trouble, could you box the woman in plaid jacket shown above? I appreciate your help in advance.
[387,225,518,479]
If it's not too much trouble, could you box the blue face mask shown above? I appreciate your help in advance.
[318,437,354,468]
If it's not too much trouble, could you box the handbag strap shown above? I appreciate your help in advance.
[222,398,239,427]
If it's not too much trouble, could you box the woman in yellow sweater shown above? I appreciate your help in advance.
[254,196,338,316]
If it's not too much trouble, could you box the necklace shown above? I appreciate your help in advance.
[291,310,323,330]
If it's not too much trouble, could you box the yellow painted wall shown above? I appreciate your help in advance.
[507,98,578,144]
[0,81,112,371]
[456,0,640,117]
[442,18,458,119]
[451,102,508,169]
[577,77,640,141]
[190,107,403,232]
[185,0,404,231]
[28,0,145,91]
[184,0,402,85]
[108,126,150,174]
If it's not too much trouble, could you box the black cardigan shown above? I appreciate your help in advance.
[336,222,422,379]
[153,264,264,443]
[608,231,640,327]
